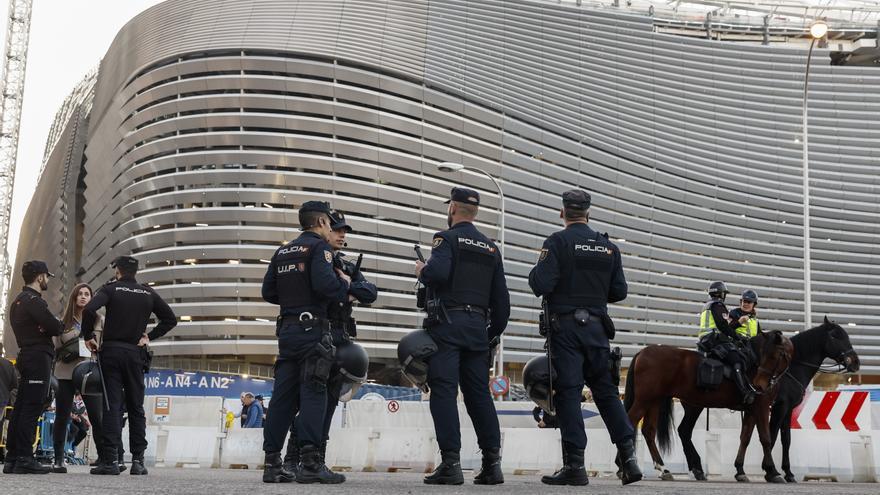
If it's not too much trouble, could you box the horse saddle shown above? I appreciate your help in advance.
[696,357,731,389]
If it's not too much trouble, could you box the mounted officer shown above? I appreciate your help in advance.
[729,289,761,339]
[697,281,756,404]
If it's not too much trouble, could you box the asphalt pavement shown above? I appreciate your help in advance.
[0,467,876,495]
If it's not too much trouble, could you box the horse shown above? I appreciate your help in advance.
[623,330,793,483]
[769,318,859,482]
[675,317,860,483]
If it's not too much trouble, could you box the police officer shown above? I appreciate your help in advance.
[528,190,641,486]
[729,289,761,338]
[697,281,756,404]
[261,201,350,484]
[3,261,63,474]
[81,255,177,475]
[282,210,378,476]
[415,187,510,485]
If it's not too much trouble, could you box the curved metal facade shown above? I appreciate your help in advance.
[65,0,880,372]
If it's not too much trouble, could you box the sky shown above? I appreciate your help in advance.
[1,0,163,277]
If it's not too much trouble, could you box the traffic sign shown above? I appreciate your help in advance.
[387,400,400,413]
[489,376,510,397]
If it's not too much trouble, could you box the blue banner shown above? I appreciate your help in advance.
[144,369,274,398]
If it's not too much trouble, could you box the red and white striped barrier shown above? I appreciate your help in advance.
[790,391,870,431]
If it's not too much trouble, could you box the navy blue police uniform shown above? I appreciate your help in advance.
[4,261,64,474]
[82,255,177,474]
[284,211,378,471]
[528,190,640,485]
[261,201,349,483]
[418,187,510,481]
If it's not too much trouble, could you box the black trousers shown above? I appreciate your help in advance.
[52,379,105,460]
[425,313,501,452]
[287,374,343,448]
[263,322,326,453]
[6,347,53,460]
[99,345,147,459]
[550,319,634,450]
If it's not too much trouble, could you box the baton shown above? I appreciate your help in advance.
[414,244,425,263]
[94,353,110,412]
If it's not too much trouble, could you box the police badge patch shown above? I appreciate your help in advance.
[433,237,442,248]
[324,250,332,263]
[539,248,549,261]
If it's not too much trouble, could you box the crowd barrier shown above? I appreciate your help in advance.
[104,394,880,482]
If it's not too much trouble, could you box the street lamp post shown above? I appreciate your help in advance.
[437,162,506,378]
[803,20,827,329]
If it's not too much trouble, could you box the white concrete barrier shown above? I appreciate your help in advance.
[220,428,265,469]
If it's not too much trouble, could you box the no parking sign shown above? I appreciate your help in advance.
[489,376,509,397]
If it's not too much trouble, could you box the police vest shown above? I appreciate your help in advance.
[729,309,759,338]
[439,232,498,308]
[698,299,726,338]
[551,231,615,308]
[274,234,324,309]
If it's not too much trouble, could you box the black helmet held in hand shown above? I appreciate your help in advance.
[396,330,437,393]
[332,343,369,402]
[523,355,557,413]
[72,361,104,396]
[707,281,729,300]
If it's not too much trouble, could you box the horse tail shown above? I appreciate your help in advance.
[657,396,675,454]
[623,351,639,412]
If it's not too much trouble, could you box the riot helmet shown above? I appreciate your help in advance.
[333,343,369,402]
[707,281,729,301]
[72,360,104,396]
[396,330,437,393]
[523,355,557,414]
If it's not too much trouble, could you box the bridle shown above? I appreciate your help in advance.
[756,345,791,391]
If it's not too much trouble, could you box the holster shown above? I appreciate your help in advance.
[422,299,445,329]
[141,346,154,373]
[304,331,336,390]
[416,286,427,309]
[600,313,616,340]
[346,317,357,338]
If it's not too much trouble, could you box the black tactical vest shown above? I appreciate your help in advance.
[441,232,498,308]
[551,231,615,308]
[274,234,323,309]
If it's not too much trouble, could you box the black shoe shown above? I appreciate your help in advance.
[424,450,464,485]
[542,447,588,486]
[263,452,294,483]
[296,445,345,484]
[13,457,52,475]
[130,459,148,475]
[3,460,16,474]
[90,461,120,475]
[616,439,643,485]
[52,458,67,474]
[474,448,504,485]
[118,462,127,473]
[90,458,101,467]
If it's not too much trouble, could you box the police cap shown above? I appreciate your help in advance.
[444,187,480,206]
[22,260,54,278]
[562,189,591,210]
[330,210,353,233]
[110,256,138,270]
[299,201,333,216]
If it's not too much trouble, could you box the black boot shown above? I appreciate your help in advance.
[3,460,16,474]
[733,365,756,405]
[296,445,345,484]
[91,447,120,475]
[616,439,643,485]
[12,456,52,475]
[474,448,503,485]
[52,446,67,474]
[424,450,464,485]
[117,450,127,473]
[542,445,588,486]
[130,455,148,475]
[282,441,299,476]
[262,452,294,483]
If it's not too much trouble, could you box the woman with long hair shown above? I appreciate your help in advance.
[51,283,105,473]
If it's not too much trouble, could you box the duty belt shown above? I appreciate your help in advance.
[553,310,602,324]
[280,313,330,331]
[445,304,488,317]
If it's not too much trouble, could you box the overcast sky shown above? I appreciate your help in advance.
[1,0,162,276]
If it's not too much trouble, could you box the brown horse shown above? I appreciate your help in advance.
[623,330,793,483]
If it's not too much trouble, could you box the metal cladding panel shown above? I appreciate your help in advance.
[4,0,864,371]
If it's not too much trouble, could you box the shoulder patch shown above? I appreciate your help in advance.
[432,237,443,248]
[538,248,549,261]
[324,250,333,263]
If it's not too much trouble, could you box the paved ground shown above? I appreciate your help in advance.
[0,467,876,494]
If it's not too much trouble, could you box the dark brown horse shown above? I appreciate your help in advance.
[623,330,793,483]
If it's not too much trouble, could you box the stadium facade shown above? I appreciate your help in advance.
[5,0,880,379]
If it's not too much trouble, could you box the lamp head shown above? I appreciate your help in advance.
[810,20,828,39]
[437,162,464,173]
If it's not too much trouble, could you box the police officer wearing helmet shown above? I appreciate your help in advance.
[282,209,377,478]
[3,261,63,474]
[81,255,177,475]
[261,201,351,484]
[414,187,510,486]
[729,289,761,339]
[697,282,756,404]
[528,190,642,486]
